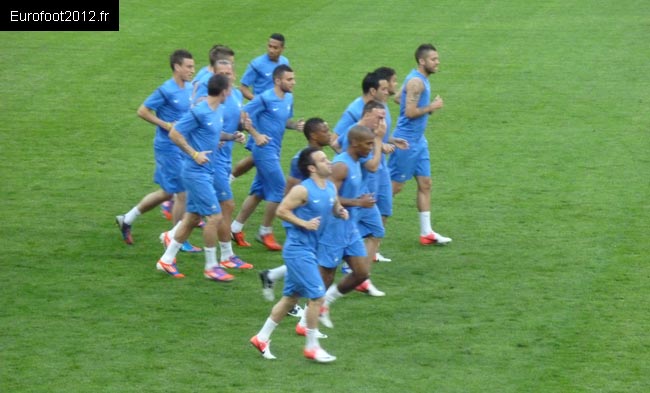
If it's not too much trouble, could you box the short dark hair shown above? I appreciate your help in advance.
[361,72,383,94]
[362,100,385,116]
[415,43,437,63]
[209,44,235,66]
[270,33,285,45]
[170,49,193,71]
[273,64,293,80]
[297,146,321,178]
[303,117,326,140]
[207,74,230,96]
[373,66,396,81]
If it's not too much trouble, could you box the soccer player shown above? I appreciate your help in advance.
[250,147,346,363]
[161,60,254,270]
[259,117,333,300]
[193,44,235,90]
[115,49,200,252]
[371,66,400,262]
[333,71,401,263]
[388,44,452,245]
[231,33,291,182]
[154,74,245,281]
[162,45,238,221]
[230,64,305,251]
[317,125,382,328]
[332,72,390,152]
[336,100,405,297]
[239,33,290,101]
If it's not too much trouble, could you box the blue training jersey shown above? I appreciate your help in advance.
[192,71,214,106]
[319,152,364,246]
[215,88,244,168]
[334,97,364,138]
[244,88,294,161]
[392,69,431,144]
[240,54,290,95]
[284,178,337,250]
[192,66,210,86]
[174,100,225,175]
[143,78,193,151]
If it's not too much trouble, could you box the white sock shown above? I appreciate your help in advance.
[257,317,278,342]
[305,328,320,350]
[204,247,218,270]
[124,207,141,225]
[168,220,183,238]
[231,220,244,233]
[219,241,233,261]
[268,265,287,281]
[324,284,343,307]
[160,239,182,264]
[419,211,433,236]
[259,226,273,236]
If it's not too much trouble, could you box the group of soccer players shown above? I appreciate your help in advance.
[115,33,452,363]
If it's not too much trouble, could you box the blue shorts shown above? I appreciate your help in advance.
[357,205,385,238]
[283,246,326,299]
[213,164,233,202]
[183,170,222,216]
[375,164,393,217]
[154,146,185,194]
[388,142,431,183]
[318,230,367,269]
[249,158,286,203]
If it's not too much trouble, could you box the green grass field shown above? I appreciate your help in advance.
[2,1,649,392]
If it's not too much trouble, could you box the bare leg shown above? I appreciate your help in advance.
[415,175,432,212]
[173,213,201,243]
[202,213,222,248]
[136,189,172,213]
[261,201,279,227]
[336,255,370,294]
[269,295,299,324]
[218,199,235,242]
[232,155,255,178]
[234,194,263,226]
[171,192,187,224]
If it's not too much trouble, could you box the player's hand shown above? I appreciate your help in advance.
[357,193,376,207]
[254,134,271,146]
[392,138,409,150]
[375,118,387,138]
[430,95,443,112]
[233,131,246,144]
[382,143,395,154]
[337,207,349,220]
[194,150,212,165]
[303,216,321,230]
[296,118,305,131]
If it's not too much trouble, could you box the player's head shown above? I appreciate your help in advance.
[298,146,331,178]
[273,64,295,93]
[207,74,231,98]
[362,72,389,103]
[267,33,286,61]
[361,100,386,130]
[374,66,397,96]
[362,99,385,115]
[303,117,332,147]
[214,60,235,83]
[209,44,235,67]
[170,49,195,81]
[347,125,375,158]
[415,44,440,75]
